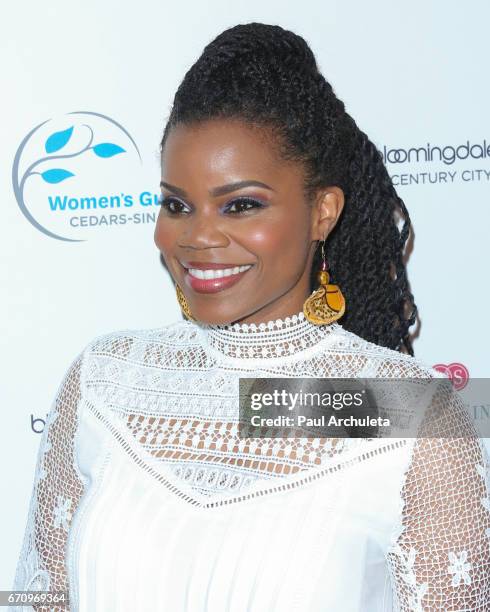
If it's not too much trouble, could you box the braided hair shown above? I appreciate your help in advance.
[160,22,418,355]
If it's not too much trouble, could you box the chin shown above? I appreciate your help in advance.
[192,307,249,327]
[189,311,233,326]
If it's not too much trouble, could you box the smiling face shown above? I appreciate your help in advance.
[154,118,344,326]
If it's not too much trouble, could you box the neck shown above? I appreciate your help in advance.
[223,293,311,328]
[196,309,340,361]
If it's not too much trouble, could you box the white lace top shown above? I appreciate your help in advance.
[11,312,490,611]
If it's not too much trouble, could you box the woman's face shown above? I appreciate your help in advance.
[154,118,344,326]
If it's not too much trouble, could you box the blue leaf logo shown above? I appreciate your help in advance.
[41,169,75,184]
[45,126,74,154]
[93,143,125,158]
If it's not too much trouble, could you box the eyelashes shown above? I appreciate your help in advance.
[160,197,187,215]
[225,196,267,214]
[158,196,266,216]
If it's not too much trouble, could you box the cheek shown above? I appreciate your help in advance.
[154,220,183,278]
[244,216,309,268]
[246,226,282,253]
[154,216,176,253]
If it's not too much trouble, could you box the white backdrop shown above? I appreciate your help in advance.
[2,0,489,588]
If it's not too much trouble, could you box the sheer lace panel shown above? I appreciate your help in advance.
[12,353,85,612]
[387,381,490,610]
[85,318,440,499]
[92,330,361,497]
[125,414,351,486]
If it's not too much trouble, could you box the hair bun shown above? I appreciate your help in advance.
[204,22,317,72]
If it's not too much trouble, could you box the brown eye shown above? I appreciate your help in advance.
[159,197,189,215]
[225,197,266,214]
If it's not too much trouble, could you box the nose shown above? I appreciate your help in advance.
[177,211,230,250]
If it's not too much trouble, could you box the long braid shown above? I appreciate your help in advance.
[161,22,418,355]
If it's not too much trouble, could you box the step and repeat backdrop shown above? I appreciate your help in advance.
[2,0,489,588]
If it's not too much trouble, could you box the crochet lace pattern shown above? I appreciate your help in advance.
[12,310,490,610]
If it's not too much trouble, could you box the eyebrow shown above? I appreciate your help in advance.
[159,180,274,198]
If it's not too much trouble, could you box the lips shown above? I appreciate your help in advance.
[179,261,255,294]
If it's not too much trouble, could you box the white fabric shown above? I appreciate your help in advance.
[11,312,490,611]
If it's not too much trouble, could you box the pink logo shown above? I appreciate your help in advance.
[433,362,469,391]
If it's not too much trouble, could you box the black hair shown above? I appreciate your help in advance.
[160,22,418,355]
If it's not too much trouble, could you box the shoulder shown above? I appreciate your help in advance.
[82,319,201,356]
[329,323,448,380]
[75,319,205,383]
[73,319,205,403]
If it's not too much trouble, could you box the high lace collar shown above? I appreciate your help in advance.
[197,309,340,360]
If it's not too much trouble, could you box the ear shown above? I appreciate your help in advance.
[311,186,345,241]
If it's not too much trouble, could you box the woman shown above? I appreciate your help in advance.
[12,22,490,611]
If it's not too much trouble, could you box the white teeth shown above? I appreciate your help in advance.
[191,269,206,280]
[187,264,253,280]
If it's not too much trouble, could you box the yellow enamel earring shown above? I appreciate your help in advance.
[303,239,346,325]
[176,283,195,321]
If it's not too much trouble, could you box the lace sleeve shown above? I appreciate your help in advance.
[387,380,490,611]
[10,349,88,612]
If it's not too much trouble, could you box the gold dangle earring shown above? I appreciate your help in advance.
[176,283,195,321]
[303,238,346,325]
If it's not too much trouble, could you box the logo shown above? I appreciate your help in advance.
[382,139,490,187]
[433,362,469,391]
[12,111,160,242]
[382,140,490,165]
